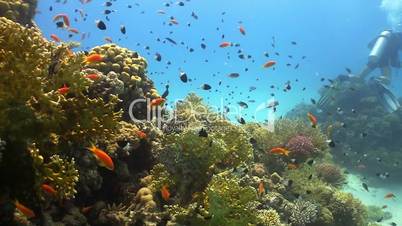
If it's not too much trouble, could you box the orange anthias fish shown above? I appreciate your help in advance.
[53,13,70,27]
[136,130,147,139]
[307,112,318,128]
[87,145,114,171]
[50,34,61,43]
[263,60,276,68]
[219,42,232,48]
[161,185,170,201]
[150,97,165,107]
[239,26,246,35]
[85,73,100,80]
[58,84,69,95]
[258,181,265,196]
[270,147,290,156]
[104,37,113,43]
[41,184,57,196]
[68,28,79,34]
[15,201,35,219]
[384,193,396,199]
[85,54,104,64]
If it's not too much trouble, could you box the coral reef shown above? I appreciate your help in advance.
[0,17,370,226]
[0,0,37,25]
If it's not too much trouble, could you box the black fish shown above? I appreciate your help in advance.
[237,101,248,109]
[308,174,313,180]
[228,73,240,78]
[154,53,162,62]
[180,72,188,83]
[376,217,383,223]
[362,183,369,192]
[165,37,177,45]
[104,1,112,7]
[191,12,198,19]
[201,43,206,49]
[345,67,352,74]
[160,84,169,98]
[104,9,112,14]
[291,41,297,45]
[310,98,316,104]
[96,20,107,30]
[294,63,300,69]
[56,21,64,28]
[306,159,315,166]
[249,138,257,144]
[120,25,126,34]
[177,1,184,6]
[237,117,246,124]
[199,128,208,137]
[201,84,211,90]
[327,139,336,147]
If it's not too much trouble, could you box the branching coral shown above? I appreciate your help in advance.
[0,0,37,25]
[289,199,319,226]
[205,171,258,226]
[29,146,79,200]
[256,209,281,226]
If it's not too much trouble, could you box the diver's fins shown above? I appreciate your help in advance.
[371,79,400,113]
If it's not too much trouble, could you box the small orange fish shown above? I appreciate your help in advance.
[87,145,114,171]
[68,28,79,34]
[270,147,290,156]
[263,60,276,68]
[85,73,100,80]
[85,54,104,64]
[104,37,113,43]
[58,84,69,95]
[41,184,57,196]
[287,163,298,170]
[239,26,246,35]
[384,193,396,199]
[15,201,35,219]
[81,205,93,214]
[136,130,147,139]
[307,112,318,128]
[150,97,165,107]
[53,13,70,27]
[258,181,265,196]
[219,42,232,48]
[161,185,170,201]
[50,34,61,43]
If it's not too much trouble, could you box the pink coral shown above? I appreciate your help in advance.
[315,163,345,186]
[286,135,315,159]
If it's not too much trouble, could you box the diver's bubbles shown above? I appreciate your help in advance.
[381,0,402,30]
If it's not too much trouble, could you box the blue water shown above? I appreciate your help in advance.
[35,0,397,123]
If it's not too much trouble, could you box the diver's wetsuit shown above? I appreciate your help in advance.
[360,30,402,84]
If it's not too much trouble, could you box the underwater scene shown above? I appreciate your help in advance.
[2,0,402,225]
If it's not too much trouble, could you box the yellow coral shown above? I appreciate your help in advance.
[257,209,281,226]
[0,0,37,25]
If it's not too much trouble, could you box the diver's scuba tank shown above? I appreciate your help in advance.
[368,30,393,65]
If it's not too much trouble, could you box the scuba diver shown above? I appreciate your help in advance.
[318,29,401,112]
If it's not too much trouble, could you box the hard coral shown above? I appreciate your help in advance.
[256,209,281,226]
[0,0,37,26]
[206,171,258,226]
[289,200,319,226]
[86,44,158,121]
[286,134,316,160]
[315,163,346,187]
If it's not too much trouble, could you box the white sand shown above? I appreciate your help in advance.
[343,174,402,225]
